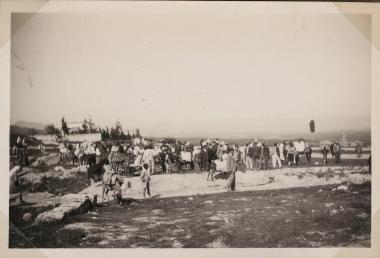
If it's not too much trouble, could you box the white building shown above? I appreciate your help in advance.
[66,122,89,134]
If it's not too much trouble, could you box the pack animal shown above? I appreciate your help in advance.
[101,170,131,204]
[87,160,108,185]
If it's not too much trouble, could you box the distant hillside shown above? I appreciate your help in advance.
[10,125,46,136]
[159,130,371,146]
[12,120,46,131]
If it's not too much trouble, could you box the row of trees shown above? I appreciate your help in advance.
[44,117,142,142]
[100,120,142,141]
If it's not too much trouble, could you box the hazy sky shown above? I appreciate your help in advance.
[11,10,371,137]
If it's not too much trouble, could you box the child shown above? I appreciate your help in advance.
[140,163,151,198]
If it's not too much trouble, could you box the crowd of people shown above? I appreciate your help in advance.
[10,135,369,200]
[14,135,363,176]
[55,137,349,176]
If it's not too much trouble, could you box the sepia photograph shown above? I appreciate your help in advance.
[3,1,377,252]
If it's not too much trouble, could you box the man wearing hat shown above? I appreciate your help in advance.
[224,147,237,191]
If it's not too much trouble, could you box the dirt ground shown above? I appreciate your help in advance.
[10,181,370,248]
[9,150,371,248]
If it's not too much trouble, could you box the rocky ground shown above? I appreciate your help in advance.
[10,181,371,248]
[9,153,371,248]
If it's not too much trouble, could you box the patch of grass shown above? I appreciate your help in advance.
[20,172,89,195]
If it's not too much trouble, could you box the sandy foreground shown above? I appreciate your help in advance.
[81,165,370,201]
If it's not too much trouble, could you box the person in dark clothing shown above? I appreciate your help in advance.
[260,143,270,170]
[176,141,182,155]
[330,144,335,160]
[246,144,254,170]
[355,144,363,158]
[199,146,208,171]
[321,145,329,165]
[209,143,218,161]
[282,140,289,164]
[160,150,167,173]
[252,142,260,170]
[304,142,313,166]
[333,143,342,164]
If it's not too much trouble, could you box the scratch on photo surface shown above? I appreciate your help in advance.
[11,49,34,88]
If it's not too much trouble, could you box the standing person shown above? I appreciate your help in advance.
[263,143,270,170]
[143,146,155,174]
[208,143,216,169]
[272,143,282,168]
[95,146,102,164]
[257,142,264,170]
[16,136,22,148]
[210,142,218,160]
[159,149,167,174]
[243,142,249,168]
[134,147,143,167]
[321,145,329,165]
[184,142,194,170]
[355,143,363,158]
[246,143,254,171]
[258,142,269,170]
[22,138,29,166]
[22,138,28,149]
[287,143,296,166]
[283,141,290,164]
[333,143,342,164]
[252,139,260,170]
[59,142,66,164]
[140,163,151,198]
[233,145,240,164]
[304,142,313,166]
[279,142,285,164]
[217,143,224,160]
[176,141,182,155]
[15,137,22,165]
[200,146,209,171]
[224,148,237,191]
[330,144,336,161]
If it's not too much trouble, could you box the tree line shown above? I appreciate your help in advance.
[44,117,142,141]
[99,120,141,141]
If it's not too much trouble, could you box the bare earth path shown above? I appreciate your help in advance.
[81,165,370,200]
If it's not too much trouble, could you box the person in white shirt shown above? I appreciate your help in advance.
[142,146,155,174]
[271,143,282,168]
[140,163,151,198]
